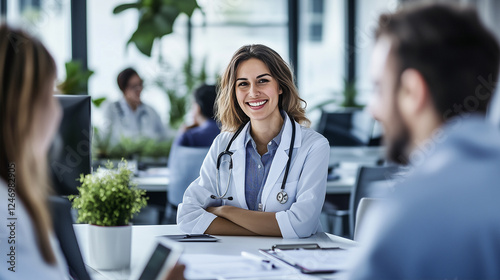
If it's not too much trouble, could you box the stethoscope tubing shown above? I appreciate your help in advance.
[212,113,296,203]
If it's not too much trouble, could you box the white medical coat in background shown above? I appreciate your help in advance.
[103,99,167,145]
[177,117,330,238]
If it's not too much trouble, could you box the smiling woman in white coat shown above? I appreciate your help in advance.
[177,44,329,238]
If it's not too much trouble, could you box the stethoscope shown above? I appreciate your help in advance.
[210,113,296,204]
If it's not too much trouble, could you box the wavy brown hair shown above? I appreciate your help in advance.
[216,44,310,132]
[0,25,57,264]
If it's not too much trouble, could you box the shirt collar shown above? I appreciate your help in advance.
[120,98,144,114]
[244,111,286,150]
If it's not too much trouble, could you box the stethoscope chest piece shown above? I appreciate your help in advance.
[276,191,288,204]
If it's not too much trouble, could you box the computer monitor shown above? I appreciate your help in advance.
[316,109,385,166]
[317,108,379,147]
[48,95,92,196]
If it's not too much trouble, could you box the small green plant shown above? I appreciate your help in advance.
[69,160,147,226]
[310,79,363,111]
[341,79,361,108]
[92,127,113,160]
[140,138,172,159]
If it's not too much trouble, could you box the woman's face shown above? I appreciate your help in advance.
[235,58,282,124]
[124,74,143,109]
[33,78,62,154]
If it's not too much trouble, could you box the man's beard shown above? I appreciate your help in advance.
[385,116,411,165]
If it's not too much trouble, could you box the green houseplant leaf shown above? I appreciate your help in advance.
[92,97,107,108]
[69,160,147,226]
[114,0,200,57]
[112,2,140,14]
[57,61,94,95]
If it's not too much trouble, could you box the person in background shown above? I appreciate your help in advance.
[104,67,167,145]
[174,84,220,147]
[344,3,500,279]
[177,44,330,238]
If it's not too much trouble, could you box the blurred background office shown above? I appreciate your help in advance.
[2,0,498,123]
[2,0,498,231]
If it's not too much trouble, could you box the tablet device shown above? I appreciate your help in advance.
[162,234,219,242]
[131,238,183,280]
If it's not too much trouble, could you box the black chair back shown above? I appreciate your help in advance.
[349,165,400,237]
[49,196,90,280]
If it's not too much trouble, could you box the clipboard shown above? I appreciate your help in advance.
[259,243,347,274]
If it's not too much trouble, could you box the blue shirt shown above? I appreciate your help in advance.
[244,117,285,211]
[345,115,500,279]
[175,119,220,147]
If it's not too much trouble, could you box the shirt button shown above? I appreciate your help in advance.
[258,165,262,169]
[268,142,272,146]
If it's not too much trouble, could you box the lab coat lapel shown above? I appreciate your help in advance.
[229,122,251,210]
[261,118,302,208]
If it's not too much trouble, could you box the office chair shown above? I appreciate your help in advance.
[164,145,210,224]
[488,83,500,129]
[352,197,383,241]
[49,196,91,280]
[348,165,400,238]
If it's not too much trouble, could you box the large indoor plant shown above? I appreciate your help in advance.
[69,160,147,270]
[112,0,200,57]
[113,0,207,129]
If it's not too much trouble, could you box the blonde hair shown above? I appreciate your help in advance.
[216,44,310,132]
[0,25,57,264]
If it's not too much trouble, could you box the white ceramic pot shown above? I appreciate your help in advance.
[87,224,132,270]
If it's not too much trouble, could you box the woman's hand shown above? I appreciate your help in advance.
[164,263,185,280]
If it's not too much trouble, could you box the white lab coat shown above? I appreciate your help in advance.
[103,99,167,145]
[177,117,330,238]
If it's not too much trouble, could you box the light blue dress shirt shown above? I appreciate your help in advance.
[244,122,284,211]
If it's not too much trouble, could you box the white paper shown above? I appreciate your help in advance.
[180,254,297,279]
[274,249,350,271]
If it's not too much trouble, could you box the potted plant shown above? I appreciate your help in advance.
[69,160,147,270]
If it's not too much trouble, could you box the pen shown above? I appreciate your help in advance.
[241,251,276,270]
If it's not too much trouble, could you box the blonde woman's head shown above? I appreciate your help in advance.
[216,44,310,131]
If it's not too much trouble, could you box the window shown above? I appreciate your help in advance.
[298,0,345,125]
[355,0,398,104]
[6,0,71,81]
[191,0,289,84]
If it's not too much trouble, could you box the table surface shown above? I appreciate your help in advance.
[74,224,357,280]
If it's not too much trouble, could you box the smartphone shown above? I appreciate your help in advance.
[132,238,183,280]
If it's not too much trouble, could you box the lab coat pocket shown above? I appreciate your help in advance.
[264,180,298,212]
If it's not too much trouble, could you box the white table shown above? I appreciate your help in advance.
[74,224,357,280]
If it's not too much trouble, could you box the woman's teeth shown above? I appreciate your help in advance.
[248,100,267,107]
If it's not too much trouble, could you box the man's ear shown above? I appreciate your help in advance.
[398,68,430,117]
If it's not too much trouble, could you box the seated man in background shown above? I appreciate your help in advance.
[345,3,500,279]
[104,67,167,145]
[174,84,220,147]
